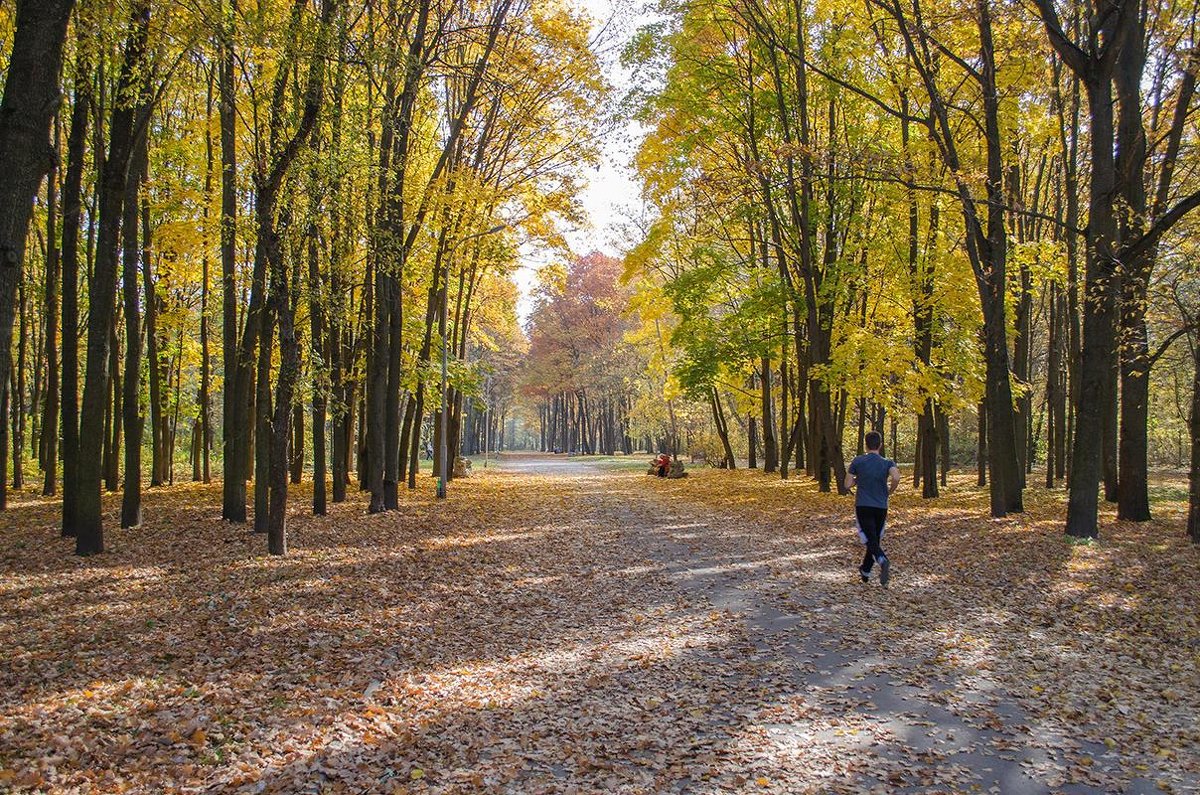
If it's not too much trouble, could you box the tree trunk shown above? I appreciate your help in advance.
[919,402,938,497]
[761,357,777,472]
[198,74,215,485]
[711,387,737,469]
[309,227,327,515]
[253,305,273,532]
[0,385,6,509]
[191,420,201,480]
[143,193,165,487]
[13,251,27,491]
[42,127,60,496]
[977,399,987,487]
[856,399,866,456]
[885,0,1021,515]
[290,402,304,484]
[267,253,302,555]
[1046,284,1062,488]
[265,349,292,554]
[0,0,76,507]
[256,0,339,532]
[1058,60,1123,538]
[219,24,245,520]
[104,304,122,493]
[329,291,346,502]
[60,42,89,534]
[938,404,950,487]
[1114,16,1150,521]
[76,0,150,554]
[1188,339,1199,543]
[748,413,758,469]
[779,323,790,480]
[120,132,148,528]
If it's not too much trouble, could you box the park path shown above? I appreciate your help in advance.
[489,453,1129,795]
[4,453,1178,794]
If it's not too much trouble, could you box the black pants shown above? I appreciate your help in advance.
[856,506,888,572]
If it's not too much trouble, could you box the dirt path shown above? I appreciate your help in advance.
[492,453,1157,794]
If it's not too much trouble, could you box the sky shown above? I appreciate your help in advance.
[511,0,650,323]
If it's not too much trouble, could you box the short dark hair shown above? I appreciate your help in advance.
[865,430,883,451]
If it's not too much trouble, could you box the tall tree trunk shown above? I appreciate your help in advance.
[907,99,937,499]
[1046,284,1062,488]
[748,412,758,470]
[253,306,273,532]
[29,262,41,475]
[267,250,300,555]
[13,254,27,490]
[977,399,987,487]
[1051,42,1083,486]
[329,282,347,502]
[1188,339,1199,543]
[0,385,6,508]
[262,0,334,542]
[1036,0,1127,538]
[76,0,150,553]
[198,73,216,485]
[60,43,89,533]
[977,0,1023,516]
[761,358,777,472]
[290,402,304,484]
[0,0,76,507]
[884,0,1022,515]
[711,387,737,470]
[104,306,123,492]
[266,269,298,555]
[779,320,790,480]
[366,248,388,507]
[938,404,950,487]
[199,258,211,483]
[219,20,245,520]
[42,125,60,496]
[143,197,165,487]
[919,403,938,498]
[1113,13,1151,521]
[309,226,327,515]
[120,131,148,528]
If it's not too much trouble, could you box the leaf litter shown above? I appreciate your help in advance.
[0,462,1196,794]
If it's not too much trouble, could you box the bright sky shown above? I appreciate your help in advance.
[512,0,650,323]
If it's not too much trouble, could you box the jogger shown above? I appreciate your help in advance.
[846,431,900,587]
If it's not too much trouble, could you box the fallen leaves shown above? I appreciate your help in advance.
[0,461,1197,793]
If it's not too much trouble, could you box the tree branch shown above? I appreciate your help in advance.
[1149,323,1196,366]
[1031,0,1090,79]
[801,57,929,124]
[1121,188,1200,263]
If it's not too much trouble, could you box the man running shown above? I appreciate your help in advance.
[846,430,901,587]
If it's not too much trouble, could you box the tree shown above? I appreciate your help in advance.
[75,0,152,554]
[0,0,76,510]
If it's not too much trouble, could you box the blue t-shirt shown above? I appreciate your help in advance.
[849,453,895,509]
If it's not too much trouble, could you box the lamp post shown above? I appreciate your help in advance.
[438,223,505,499]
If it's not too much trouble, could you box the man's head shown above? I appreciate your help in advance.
[865,430,883,452]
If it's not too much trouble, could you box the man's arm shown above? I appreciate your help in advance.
[888,465,901,495]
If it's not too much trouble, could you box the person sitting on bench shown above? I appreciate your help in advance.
[653,453,670,477]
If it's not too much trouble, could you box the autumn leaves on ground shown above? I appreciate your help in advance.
[2,457,1198,794]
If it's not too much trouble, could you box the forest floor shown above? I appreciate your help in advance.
[1,455,1197,794]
